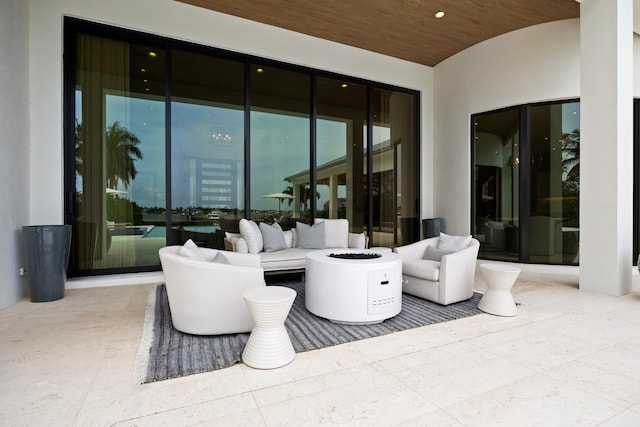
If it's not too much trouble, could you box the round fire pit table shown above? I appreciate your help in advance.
[305,249,402,325]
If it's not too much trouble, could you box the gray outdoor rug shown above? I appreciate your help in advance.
[134,275,484,384]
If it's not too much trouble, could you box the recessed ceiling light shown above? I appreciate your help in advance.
[256,68,264,73]
[434,11,445,19]
[341,83,348,88]
[148,51,157,58]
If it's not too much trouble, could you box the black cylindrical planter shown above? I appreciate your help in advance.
[22,225,71,302]
[422,218,445,239]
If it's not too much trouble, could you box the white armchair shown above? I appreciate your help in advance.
[394,236,480,305]
[158,246,266,335]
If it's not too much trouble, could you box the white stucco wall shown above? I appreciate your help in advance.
[433,19,581,235]
[0,0,30,309]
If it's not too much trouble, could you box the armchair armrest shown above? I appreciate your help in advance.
[438,239,480,304]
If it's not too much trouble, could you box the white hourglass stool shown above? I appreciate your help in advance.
[242,286,297,369]
[478,263,521,316]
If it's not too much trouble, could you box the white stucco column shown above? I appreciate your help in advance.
[579,0,633,295]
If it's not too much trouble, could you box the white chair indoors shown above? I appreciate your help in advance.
[158,241,266,335]
[394,233,480,305]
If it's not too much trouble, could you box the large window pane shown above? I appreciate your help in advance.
[74,34,166,271]
[472,108,520,261]
[315,76,367,233]
[529,102,580,263]
[250,65,310,225]
[371,88,419,246]
[171,51,245,245]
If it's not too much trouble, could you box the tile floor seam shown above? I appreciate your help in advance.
[543,364,640,412]
[539,368,633,418]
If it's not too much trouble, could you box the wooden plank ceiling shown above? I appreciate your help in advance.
[177,0,579,66]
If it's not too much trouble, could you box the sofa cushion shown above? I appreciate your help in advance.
[437,232,471,251]
[423,245,455,262]
[260,248,311,271]
[314,218,348,248]
[259,222,287,252]
[403,259,440,281]
[296,221,326,249]
[348,232,366,249]
[239,219,263,253]
[177,239,207,261]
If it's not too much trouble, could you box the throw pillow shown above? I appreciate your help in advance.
[239,218,263,254]
[314,218,349,248]
[348,232,366,249]
[212,251,230,264]
[259,222,288,252]
[177,239,207,261]
[296,221,326,249]
[423,245,454,262]
[437,232,472,251]
[232,237,249,253]
[283,229,294,248]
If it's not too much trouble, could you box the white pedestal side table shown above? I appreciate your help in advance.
[242,286,297,369]
[478,263,521,316]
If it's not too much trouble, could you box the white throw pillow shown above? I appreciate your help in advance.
[283,229,294,248]
[314,218,349,248]
[239,218,263,254]
[177,239,207,261]
[437,232,472,251]
[229,237,249,253]
[225,232,249,253]
[348,232,366,249]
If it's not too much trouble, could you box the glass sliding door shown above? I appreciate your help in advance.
[371,88,419,247]
[250,64,311,226]
[315,76,367,233]
[171,50,245,244]
[73,33,166,272]
[472,100,579,265]
[529,102,580,264]
[472,108,520,261]
[65,19,421,277]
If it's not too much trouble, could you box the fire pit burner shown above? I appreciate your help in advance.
[327,252,382,260]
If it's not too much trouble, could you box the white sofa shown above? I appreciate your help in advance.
[158,244,265,335]
[224,218,367,274]
[394,234,480,305]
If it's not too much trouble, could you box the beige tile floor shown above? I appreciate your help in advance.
[2,266,640,426]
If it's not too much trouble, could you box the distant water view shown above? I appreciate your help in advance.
[142,225,220,238]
